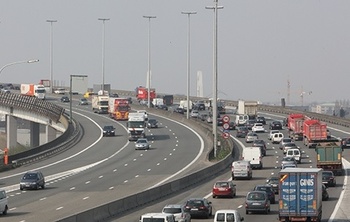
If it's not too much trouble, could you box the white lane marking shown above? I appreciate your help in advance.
[109,187,114,190]
[147,169,151,172]
[40,197,46,201]
[85,181,91,184]
[99,176,103,179]
[83,197,89,200]
[70,187,75,190]
[56,207,63,211]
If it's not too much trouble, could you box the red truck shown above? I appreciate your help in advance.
[303,119,328,148]
[136,86,156,102]
[287,113,306,141]
[108,98,130,120]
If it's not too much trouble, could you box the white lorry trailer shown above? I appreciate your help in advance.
[127,112,146,141]
[20,84,46,99]
[92,95,109,114]
[237,100,258,119]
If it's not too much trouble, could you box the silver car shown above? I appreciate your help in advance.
[135,138,150,150]
[281,156,297,169]
[162,204,191,222]
[245,132,258,143]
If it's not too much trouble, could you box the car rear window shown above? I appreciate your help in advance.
[163,208,182,214]
[187,200,203,206]
[248,192,265,200]
[215,182,229,188]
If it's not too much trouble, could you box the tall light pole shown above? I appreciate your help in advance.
[143,15,156,108]
[0,59,39,76]
[98,18,110,94]
[206,1,223,158]
[182,11,197,119]
[46,19,57,93]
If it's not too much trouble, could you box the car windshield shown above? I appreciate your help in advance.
[149,119,156,123]
[137,139,147,144]
[23,173,38,180]
[323,172,333,177]
[248,192,265,200]
[163,208,182,214]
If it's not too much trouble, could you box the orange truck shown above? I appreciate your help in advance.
[108,98,130,120]
[20,84,46,99]
[287,113,308,141]
[303,119,328,148]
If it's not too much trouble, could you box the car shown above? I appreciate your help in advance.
[279,138,293,149]
[236,126,249,138]
[214,209,244,222]
[252,139,267,156]
[281,156,297,169]
[0,189,8,215]
[245,119,256,130]
[266,176,279,194]
[102,125,115,137]
[54,88,66,94]
[269,121,282,130]
[190,110,199,118]
[184,198,212,219]
[322,184,329,201]
[322,171,336,187]
[212,180,237,198]
[252,123,265,133]
[327,129,331,138]
[282,142,299,154]
[229,121,236,130]
[157,104,168,110]
[268,130,280,140]
[281,163,297,169]
[286,148,302,164]
[147,119,158,128]
[256,116,266,125]
[253,184,275,204]
[174,107,185,114]
[245,191,270,214]
[79,98,88,105]
[341,137,350,149]
[162,204,191,222]
[135,138,150,150]
[60,96,70,102]
[20,171,45,190]
[109,93,119,98]
[199,112,209,121]
[193,103,206,111]
[245,133,259,143]
[271,132,284,144]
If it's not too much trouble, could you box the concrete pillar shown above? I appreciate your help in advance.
[45,125,56,143]
[30,122,40,147]
[6,115,17,149]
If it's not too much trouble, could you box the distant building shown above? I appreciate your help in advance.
[310,103,336,115]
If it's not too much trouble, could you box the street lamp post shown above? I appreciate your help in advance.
[98,18,110,94]
[0,59,39,76]
[143,15,156,109]
[46,20,57,93]
[182,11,197,119]
[206,0,223,158]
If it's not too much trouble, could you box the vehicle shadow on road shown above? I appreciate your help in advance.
[150,135,170,141]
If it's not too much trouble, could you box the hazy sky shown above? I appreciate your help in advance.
[1,1,349,105]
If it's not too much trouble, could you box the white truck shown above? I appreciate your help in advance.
[20,84,46,99]
[91,95,109,114]
[127,112,146,141]
[179,100,193,111]
[237,100,258,119]
[152,98,164,107]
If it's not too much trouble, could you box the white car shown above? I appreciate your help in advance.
[54,88,66,94]
[252,123,265,133]
[0,189,8,215]
[162,204,191,222]
[268,130,280,140]
[190,110,199,118]
[271,132,284,144]
[135,138,150,150]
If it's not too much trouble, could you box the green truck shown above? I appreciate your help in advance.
[315,139,343,176]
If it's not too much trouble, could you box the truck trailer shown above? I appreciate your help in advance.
[127,112,146,141]
[237,100,258,119]
[92,95,109,114]
[303,119,328,148]
[108,98,130,120]
[136,86,156,101]
[288,113,307,141]
[20,84,46,99]
[279,168,323,222]
[315,139,343,176]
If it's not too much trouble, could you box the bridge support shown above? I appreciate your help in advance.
[6,115,17,149]
[29,122,40,147]
[45,125,56,143]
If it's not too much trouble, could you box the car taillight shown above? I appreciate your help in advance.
[199,206,207,210]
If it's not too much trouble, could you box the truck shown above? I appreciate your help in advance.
[237,100,258,119]
[92,95,109,114]
[303,119,328,148]
[152,98,164,107]
[108,98,130,120]
[179,100,193,111]
[39,79,51,93]
[20,84,46,99]
[163,95,174,106]
[315,139,343,176]
[136,86,156,101]
[127,112,146,141]
[288,113,307,141]
[279,168,323,222]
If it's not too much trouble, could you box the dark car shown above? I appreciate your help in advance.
[253,185,275,204]
[184,198,212,219]
[61,96,70,102]
[341,137,350,149]
[20,171,45,190]
[174,107,184,114]
[266,176,279,194]
[322,171,336,187]
[103,125,115,137]
[147,119,158,128]
[245,119,256,130]
[236,126,249,138]
[79,98,88,105]
[322,184,329,201]
[157,104,168,110]
[229,121,236,130]
[256,116,266,125]
[252,139,267,156]
[269,121,282,130]
[245,191,270,214]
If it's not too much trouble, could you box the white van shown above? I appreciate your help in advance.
[214,209,244,222]
[271,132,284,144]
[231,160,252,180]
[0,189,8,215]
[235,115,249,126]
[242,147,263,169]
[286,148,302,163]
[140,213,175,222]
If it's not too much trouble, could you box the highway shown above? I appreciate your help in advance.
[111,112,350,222]
[0,96,207,221]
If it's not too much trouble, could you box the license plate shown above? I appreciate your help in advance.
[218,188,226,191]
[191,208,198,211]
[252,203,261,205]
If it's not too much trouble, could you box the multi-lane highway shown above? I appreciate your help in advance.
[0,97,208,221]
[111,112,350,222]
